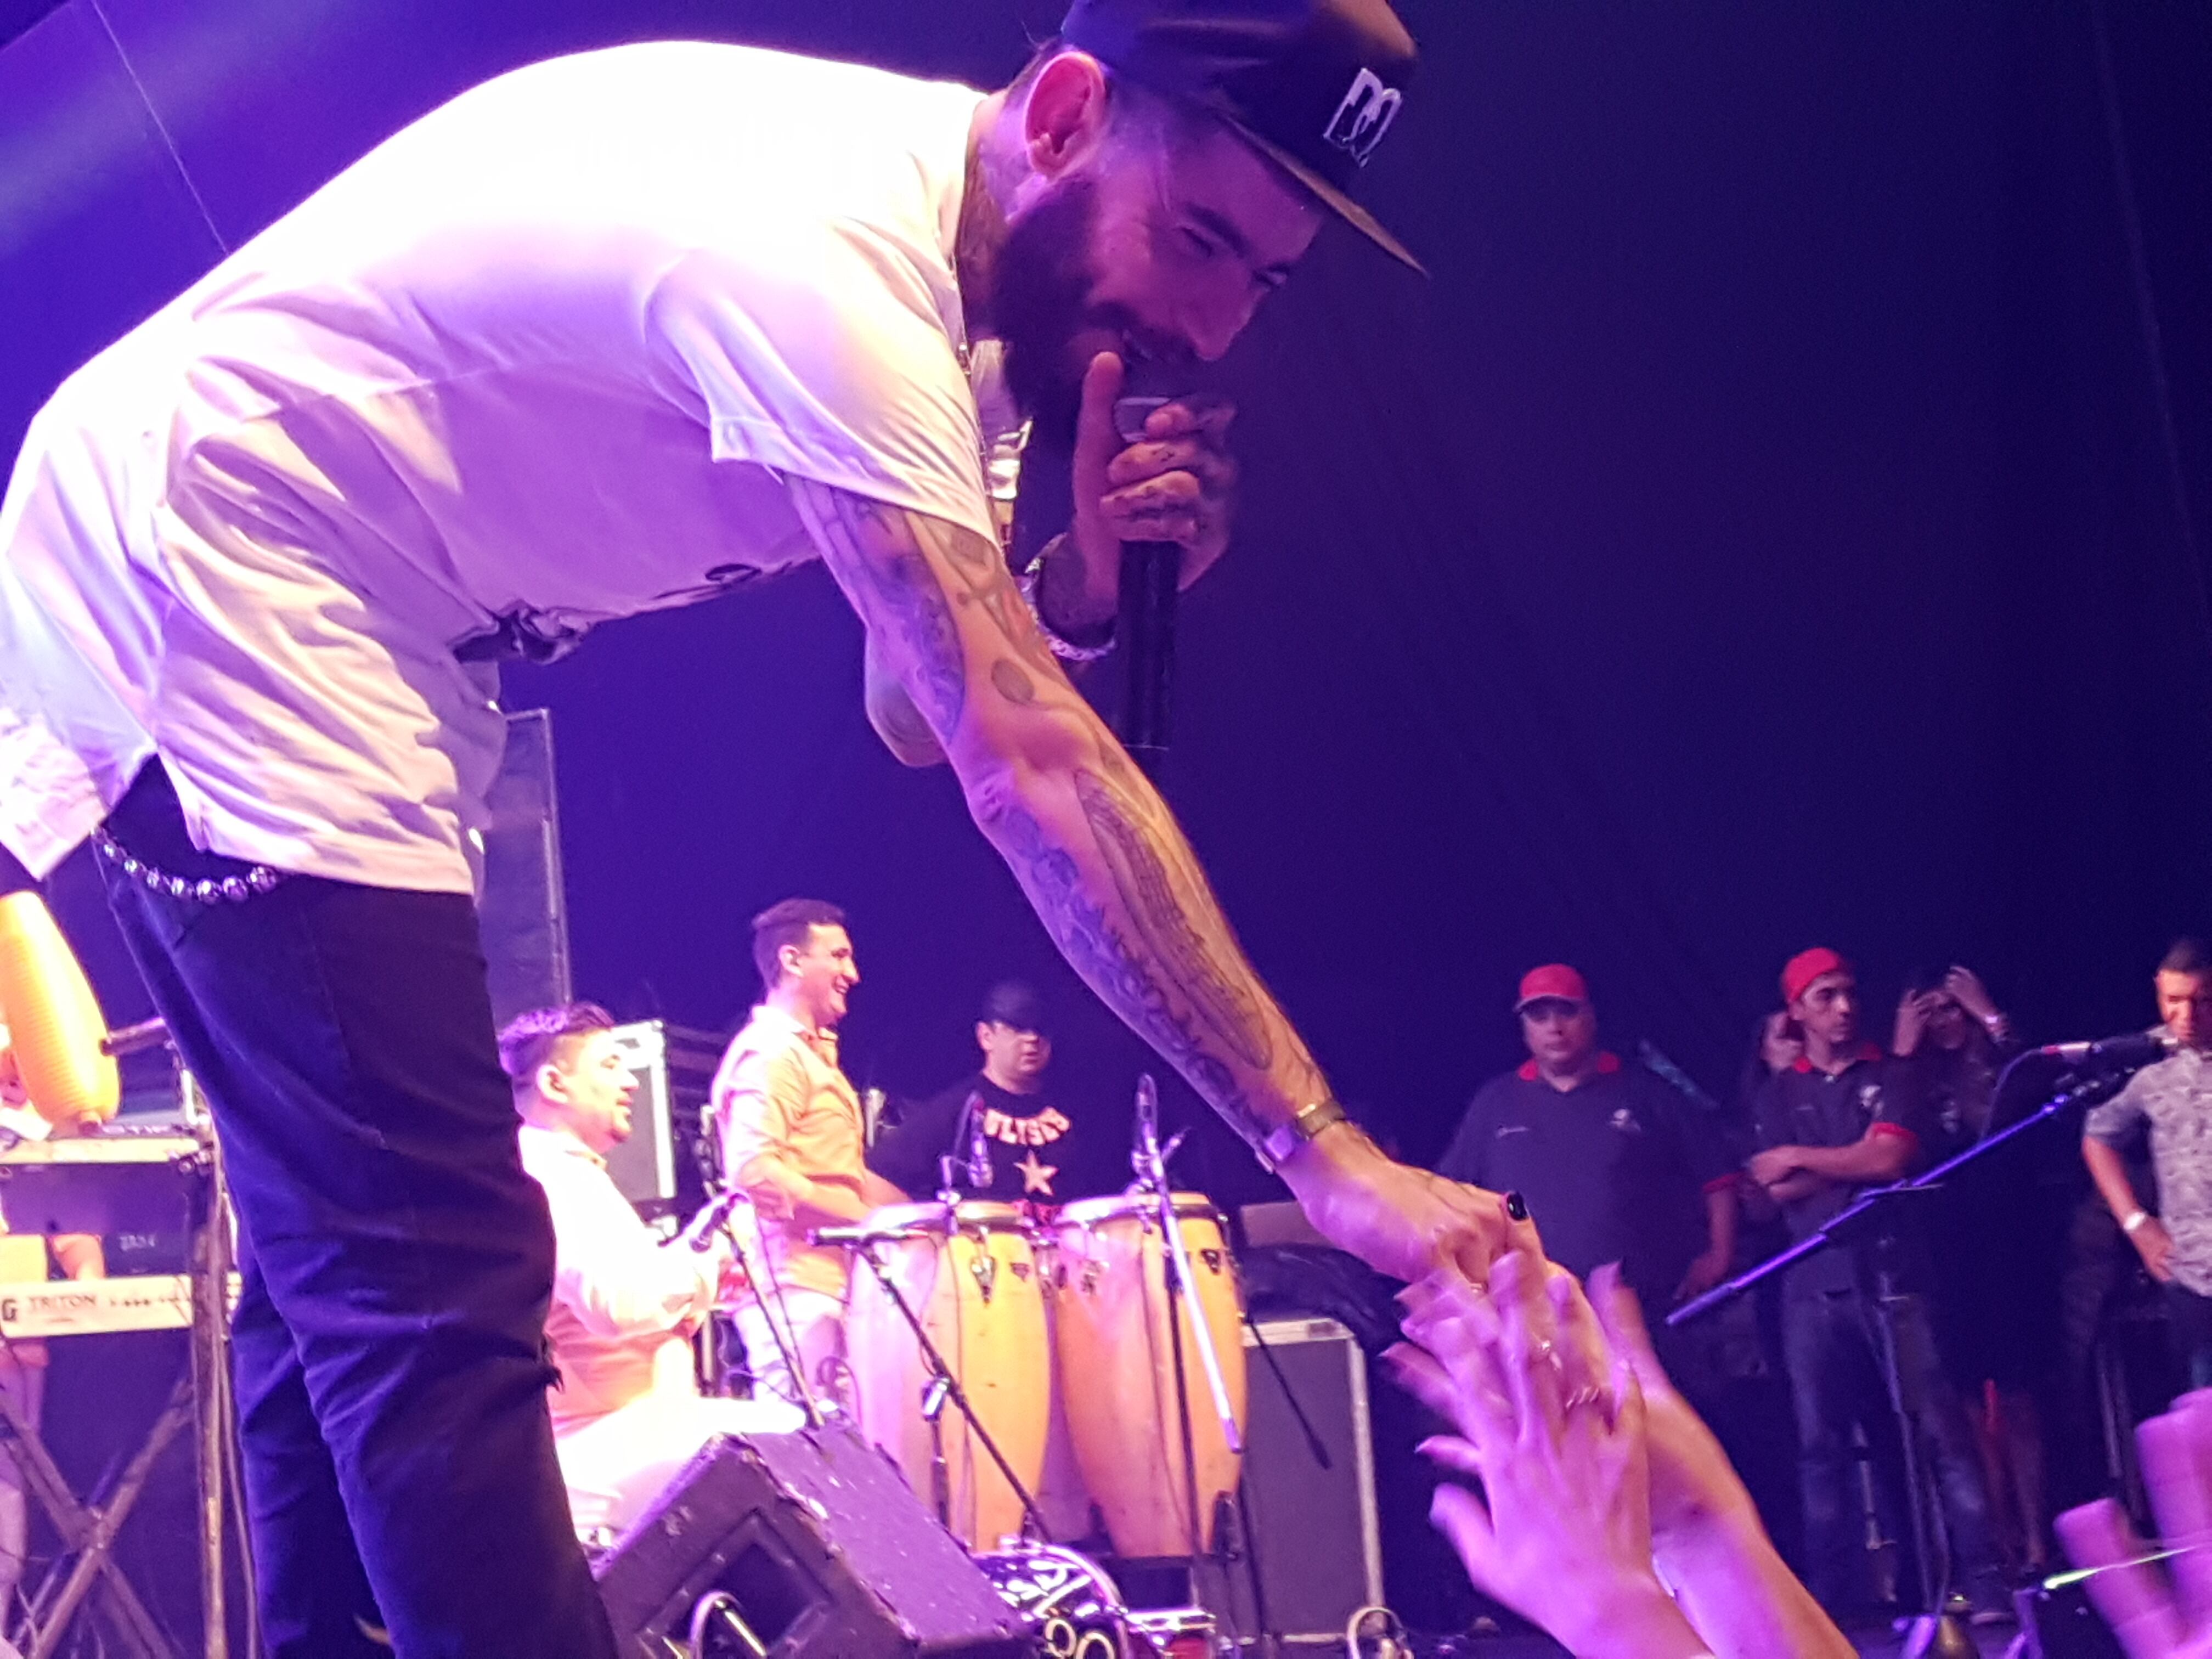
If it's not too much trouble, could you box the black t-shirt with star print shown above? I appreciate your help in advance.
[868,1073,1130,1206]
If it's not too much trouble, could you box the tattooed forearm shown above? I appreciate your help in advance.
[788,478,1319,1148]
[1074,767,1273,1071]
[983,791,1277,1151]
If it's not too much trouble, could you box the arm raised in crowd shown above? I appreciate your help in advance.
[1393,1257,1852,1659]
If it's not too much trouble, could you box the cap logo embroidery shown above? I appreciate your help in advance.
[1323,67,1403,166]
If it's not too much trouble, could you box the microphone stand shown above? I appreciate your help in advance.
[1128,1076,1242,1568]
[844,1224,1050,1542]
[1671,1054,2128,1657]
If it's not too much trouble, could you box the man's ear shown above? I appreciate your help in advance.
[534,1061,566,1103]
[975,1021,994,1051]
[1023,50,1113,178]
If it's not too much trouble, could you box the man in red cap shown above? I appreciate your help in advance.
[1747,948,2007,1623]
[1438,964,1738,1313]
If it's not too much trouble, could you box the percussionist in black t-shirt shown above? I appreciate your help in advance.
[1436,963,1738,1310]
[870,981,1127,1205]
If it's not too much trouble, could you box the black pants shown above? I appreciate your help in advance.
[2164,1281,2212,1392]
[1781,1285,2006,1613]
[94,766,614,1658]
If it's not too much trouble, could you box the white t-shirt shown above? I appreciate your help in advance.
[0,42,1007,893]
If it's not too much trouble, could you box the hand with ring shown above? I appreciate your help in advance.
[1388,1251,1706,1658]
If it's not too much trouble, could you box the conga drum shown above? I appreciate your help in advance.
[1051,1193,1246,1559]
[843,1200,1049,1549]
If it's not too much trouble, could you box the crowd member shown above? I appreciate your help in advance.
[1391,1254,1854,1659]
[715,900,903,1410]
[1437,965,1737,1316]
[870,980,1127,1204]
[1894,963,2052,1578]
[2083,938,2212,1391]
[0,6,1522,1643]
[500,1002,799,1537]
[0,1029,104,1616]
[1746,946,2009,1622]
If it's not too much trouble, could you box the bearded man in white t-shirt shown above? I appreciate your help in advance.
[0,2,1532,1653]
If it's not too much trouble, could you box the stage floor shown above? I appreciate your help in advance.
[1456,1620,2020,1657]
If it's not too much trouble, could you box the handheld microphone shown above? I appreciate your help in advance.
[2039,1032,2176,1070]
[682,1189,744,1252]
[1115,395,1181,783]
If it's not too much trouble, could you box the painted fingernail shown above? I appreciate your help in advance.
[1505,1190,1529,1222]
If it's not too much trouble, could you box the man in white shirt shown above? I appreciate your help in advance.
[499,1003,799,1539]
[0,3,1525,1652]
[714,901,902,1411]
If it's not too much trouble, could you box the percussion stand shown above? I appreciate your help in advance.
[845,1231,1051,1541]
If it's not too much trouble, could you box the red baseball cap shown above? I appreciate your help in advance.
[1514,964,1588,1012]
[1780,947,1852,1007]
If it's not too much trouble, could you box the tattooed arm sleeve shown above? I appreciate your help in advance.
[787,479,1326,1152]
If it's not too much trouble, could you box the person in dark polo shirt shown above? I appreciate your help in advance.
[1747,946,2007,1623]
[871,981,1126,1205]
[1437,963,1737,1311]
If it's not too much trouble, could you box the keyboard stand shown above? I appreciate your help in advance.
[0,1374,188,1658]
[0,1078,243,1659]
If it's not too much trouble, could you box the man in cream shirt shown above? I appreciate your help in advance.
[500,1002,798,1539]
[715,900,903,1410]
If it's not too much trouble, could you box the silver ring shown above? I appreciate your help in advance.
[1532,1338,1562,1372]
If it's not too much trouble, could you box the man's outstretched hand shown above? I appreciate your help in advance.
[1278,1121,1541,1284]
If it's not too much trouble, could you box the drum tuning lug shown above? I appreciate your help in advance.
[1200,1249,1223,1273]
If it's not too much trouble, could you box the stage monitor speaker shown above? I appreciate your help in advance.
[592,1425,1031,1659]
[479,709,572,1029]
[607,1020,721,1221]
[1187,1316,1383,1648]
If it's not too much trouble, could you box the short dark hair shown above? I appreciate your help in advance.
[2162,938,2212,977]
[496,1001,616,1094]
[752,899,847,990]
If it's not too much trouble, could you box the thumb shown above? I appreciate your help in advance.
[1072,351,1125,508]
[1431,1484,1506,1600]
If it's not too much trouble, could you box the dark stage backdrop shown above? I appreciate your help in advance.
[4,0,2208,1204]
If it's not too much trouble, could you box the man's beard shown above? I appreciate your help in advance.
[990,175,1120,452]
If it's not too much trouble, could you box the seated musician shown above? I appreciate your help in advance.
[498,1002,797,1539]
[0,1025,104,1611]
[713,900,902,1411]
[869,980,1127,1204]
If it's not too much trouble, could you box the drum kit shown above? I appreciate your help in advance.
[821,1078,1250,1657]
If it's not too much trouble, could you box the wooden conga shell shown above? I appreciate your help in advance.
[844,1201,1049,1549]
[1051,1193,1245,1559]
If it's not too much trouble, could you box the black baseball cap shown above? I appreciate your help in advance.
[980,981,1054,1035]
[1058,0,1423,272]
